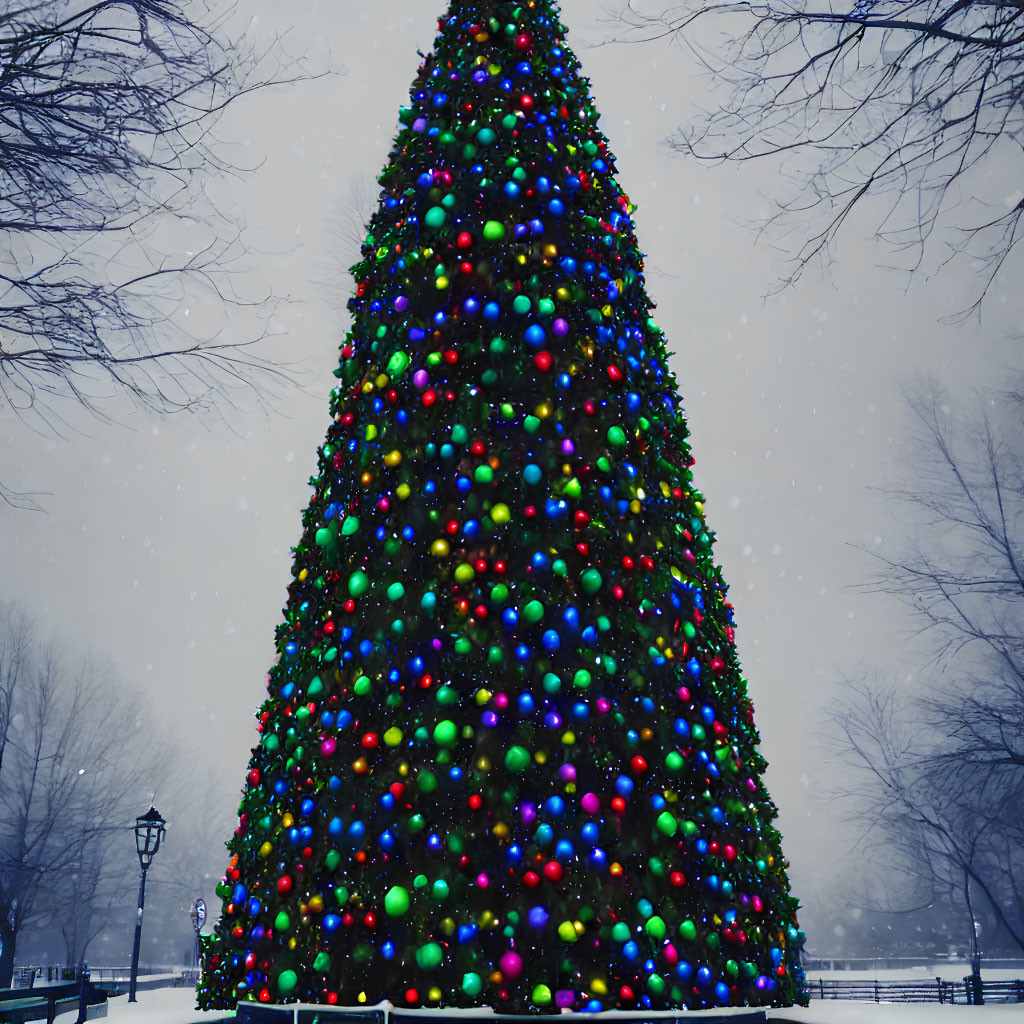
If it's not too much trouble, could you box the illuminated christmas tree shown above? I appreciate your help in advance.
[198,0,806,1013]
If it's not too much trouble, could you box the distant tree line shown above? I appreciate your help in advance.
[0,601,233,986]
[827,376,1024,969]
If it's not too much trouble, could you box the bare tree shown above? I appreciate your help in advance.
[611,0,1024,317]
[0,0,319,509]
[56,826,134,967]
[828,669,1024,1001]
[0,601,175,984]
[866,376,1024,679]
[826,673,1023,964]
[319,175,378,314]
[0,602,33,774]
[826,377,1024,969]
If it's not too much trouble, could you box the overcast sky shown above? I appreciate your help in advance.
[3,0,1021,949]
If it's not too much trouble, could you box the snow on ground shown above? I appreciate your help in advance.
[55,988,227,1024]
[51,987,1024,1024]
[106,989,227,1024]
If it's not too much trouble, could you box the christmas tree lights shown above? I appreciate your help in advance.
[198,0,806,1013]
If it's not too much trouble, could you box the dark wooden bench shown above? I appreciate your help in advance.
[0,980,106,1024]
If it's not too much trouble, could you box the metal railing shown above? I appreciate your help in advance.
[12,966,189,987]
[809,977,1024,1004]
[803,956,1024,972]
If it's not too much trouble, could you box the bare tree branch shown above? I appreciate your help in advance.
[608,0,1024,318]
[0,0,330,505]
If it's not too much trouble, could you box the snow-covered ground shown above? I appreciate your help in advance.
[56,988,226,1024]
[55,988,1024,1024]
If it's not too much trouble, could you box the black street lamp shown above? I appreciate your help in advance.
[129,807,166,1003]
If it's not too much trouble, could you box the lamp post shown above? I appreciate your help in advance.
[129,807,166,1003]
[189,898,206,968]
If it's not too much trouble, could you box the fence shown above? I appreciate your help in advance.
[11,966,189,988]
[803,956,1024,972]
[810,977,1024,1004]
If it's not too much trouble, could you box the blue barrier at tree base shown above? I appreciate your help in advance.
[234,1005,769,1024]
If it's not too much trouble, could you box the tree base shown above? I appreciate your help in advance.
[235,1003,770,1024]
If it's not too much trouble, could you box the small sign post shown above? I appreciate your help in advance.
[189,898,207,968]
